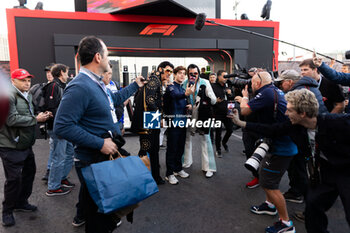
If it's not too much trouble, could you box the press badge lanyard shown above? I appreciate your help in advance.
[80,68,118,123]
[317,75,322,88]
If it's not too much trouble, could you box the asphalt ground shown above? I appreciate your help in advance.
[0,129,348,233]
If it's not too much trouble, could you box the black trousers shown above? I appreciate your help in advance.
[75,160,117,233]
[287,153,308,197]
[0,147,36,214]
[305,159,350,233]
[139,129,161,181]
[165,127,186,176]
[75,161,86,221]
[215,117,233,152]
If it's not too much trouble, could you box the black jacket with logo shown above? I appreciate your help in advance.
[43,78,65,130]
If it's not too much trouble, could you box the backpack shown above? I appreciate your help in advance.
[29,82,48,114]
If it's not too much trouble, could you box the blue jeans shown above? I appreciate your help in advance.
[47,130,74,190]
[47,136,54,170]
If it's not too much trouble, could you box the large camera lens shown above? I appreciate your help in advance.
[244,142,269,173]
[232,78,252,89]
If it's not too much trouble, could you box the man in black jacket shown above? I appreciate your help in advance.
[231,89,350,233]
[211,70,234,157]
[43,63,75,196]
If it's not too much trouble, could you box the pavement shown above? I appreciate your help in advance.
[0,129,348,233]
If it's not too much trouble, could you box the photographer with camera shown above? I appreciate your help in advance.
[275,70,328,206]
[211,70,235,157]
[232,67,262,188]
[234,71,298,233]
[231,88,350,233]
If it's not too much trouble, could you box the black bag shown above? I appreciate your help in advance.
[197,85,214,135]
[29,83,48,113]
[197,85,214,121]
[130,87,145,133]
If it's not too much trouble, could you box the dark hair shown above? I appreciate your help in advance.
[51,64,69,79]
[173,66,186,75]
[78,36,105,66]
[157,61,174,71]
[44,63,55,71]
[209,72,216,76]
[187,64,200,76]
[299,59,317,70]
[217,70,226,77]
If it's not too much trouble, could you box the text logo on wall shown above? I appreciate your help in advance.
[140,24,178,36]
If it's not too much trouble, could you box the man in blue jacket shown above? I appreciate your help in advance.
[54,36,145,233]
[313,52,350,85]
[163,66,193,184]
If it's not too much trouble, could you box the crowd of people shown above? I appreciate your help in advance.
[0,35,349,233]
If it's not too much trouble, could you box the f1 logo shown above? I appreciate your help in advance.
[143,110,161,129]
[140,24,178,36]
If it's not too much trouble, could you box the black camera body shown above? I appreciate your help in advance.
[228,77,252,89]
[224,64,252,93]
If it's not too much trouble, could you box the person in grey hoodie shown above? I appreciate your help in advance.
[275,69,328,114]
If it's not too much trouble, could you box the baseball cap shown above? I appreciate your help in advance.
[11,69,34,80]
[275,70,300,82]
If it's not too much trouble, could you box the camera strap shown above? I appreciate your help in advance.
[307,128,322,184]
[272,88,278,121]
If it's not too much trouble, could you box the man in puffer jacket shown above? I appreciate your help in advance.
[0,69,51,227]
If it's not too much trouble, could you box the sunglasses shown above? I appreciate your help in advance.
[164,69,173,73]
[189,72,198,76]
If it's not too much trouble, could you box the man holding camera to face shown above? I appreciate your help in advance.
[234,71,298,233]
[231,88,350,233]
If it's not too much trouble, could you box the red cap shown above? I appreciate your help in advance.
[11,69,34,80]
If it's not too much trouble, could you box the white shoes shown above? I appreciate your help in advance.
[205,171,214,178]
[174,170,190,178]
[165,175,179,185]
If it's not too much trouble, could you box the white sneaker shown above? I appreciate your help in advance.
[205,171,214,178]
[174,170,190,178]
[165,175,179,185]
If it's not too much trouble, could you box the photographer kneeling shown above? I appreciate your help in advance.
[234,71,298,233]
[231,89,350,233]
